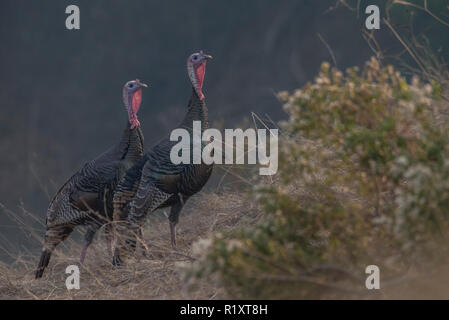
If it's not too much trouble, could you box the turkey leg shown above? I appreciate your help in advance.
[169,200,184,248]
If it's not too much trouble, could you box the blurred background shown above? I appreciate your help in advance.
[0,0,443,262]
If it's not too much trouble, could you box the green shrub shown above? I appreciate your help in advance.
[185,58,449,298]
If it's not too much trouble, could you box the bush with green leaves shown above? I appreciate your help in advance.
[184,57,449,298]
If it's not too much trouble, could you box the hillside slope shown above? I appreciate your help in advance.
[0,192,260,300]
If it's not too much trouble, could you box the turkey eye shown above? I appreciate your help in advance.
[193,56,198,60]
[129,84,134,88]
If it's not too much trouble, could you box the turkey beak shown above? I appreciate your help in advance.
[140,82,149,88]
[203,54,213,60]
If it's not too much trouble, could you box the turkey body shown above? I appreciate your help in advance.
[35,123,144,278]
[113,88,213,263]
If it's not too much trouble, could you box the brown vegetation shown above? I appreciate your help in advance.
[0,191,260,299]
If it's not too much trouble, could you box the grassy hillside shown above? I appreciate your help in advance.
[2,56,449,299]
[2,1,449,300]
[0,192,260,299]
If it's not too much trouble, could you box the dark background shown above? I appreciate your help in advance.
[0,0,426,261]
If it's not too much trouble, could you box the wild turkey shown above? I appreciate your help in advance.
[112,51,213,264]
[35,79,148,279]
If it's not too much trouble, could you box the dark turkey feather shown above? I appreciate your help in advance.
[113,88,213,264]
[36,79,148,279]
[35,122,145,279]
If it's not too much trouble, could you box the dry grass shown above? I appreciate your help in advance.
[0,191,261,300]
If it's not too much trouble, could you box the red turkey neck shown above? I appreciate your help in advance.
[123,88,142,129]
[179,87,209,131]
